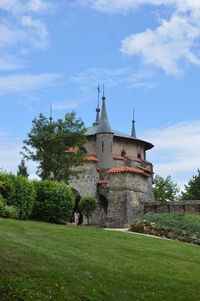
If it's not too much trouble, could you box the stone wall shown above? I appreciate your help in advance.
[144,200,200,215]
[69,162,99,198]
[113,136,145,159]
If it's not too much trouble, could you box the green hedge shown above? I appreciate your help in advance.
[0,197,19,219]
[0,173,35,220]
[32,180,75,224]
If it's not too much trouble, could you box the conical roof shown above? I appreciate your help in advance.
[97,95,113,133]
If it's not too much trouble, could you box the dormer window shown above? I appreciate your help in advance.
[121,150,126,157]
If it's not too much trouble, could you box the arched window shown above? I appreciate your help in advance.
[137,152,142,160]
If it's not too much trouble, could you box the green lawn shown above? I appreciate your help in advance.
[0,219,200,301]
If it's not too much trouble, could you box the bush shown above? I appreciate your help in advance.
[0,173,35,220]
[0,199,19,219]
[79,196,97,224]
[32,180,75,224]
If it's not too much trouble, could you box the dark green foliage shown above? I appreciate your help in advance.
[0,198,19,219]
[22,112,86,182]
[0,172,35,220]
[181,169,200,200]
[17,159,29,178]
[32,180,75,224]
[153,174,179,202]
[79,195,97,224]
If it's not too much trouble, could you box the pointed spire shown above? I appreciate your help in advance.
[93,83,101,126]
[97,84,112,133]
[49,103,53,124]
[131,107,136,138]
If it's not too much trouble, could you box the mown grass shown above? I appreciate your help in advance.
[141,213,200,237]
[0,218,200,301]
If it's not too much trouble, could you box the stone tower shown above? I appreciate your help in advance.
[67,89,155,227]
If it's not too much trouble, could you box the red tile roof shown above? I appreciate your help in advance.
[97,180,109,185]
[108,165,149,177]
[127,156,142,163]
[65,147,78,154]
[113,155,124,160]
[86,155,99,162]
[142,159,152,165]
[138,166,154,174]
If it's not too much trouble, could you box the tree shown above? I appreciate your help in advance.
[79,196,97,224]
[22,112,86,182]
[153,175,179,203]
[17,159,29,178]
[181,169,200,200]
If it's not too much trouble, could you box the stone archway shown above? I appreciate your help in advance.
[98,194,108,227]
[70,188,83,225]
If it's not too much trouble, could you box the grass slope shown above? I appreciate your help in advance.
[141,213,200,237]
[0,218,200,301]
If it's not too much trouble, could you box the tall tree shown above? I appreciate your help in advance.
[22,112,86,182]
[181,169,200,200]
[17,159,29,178]
[153,175,179,202]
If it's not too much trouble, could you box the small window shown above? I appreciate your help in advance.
[102,141,104,152]
[137,152,142,159]
[121,150,126,157]
[111,142,112,153]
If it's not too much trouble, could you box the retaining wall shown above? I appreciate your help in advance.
[144,200,200,215]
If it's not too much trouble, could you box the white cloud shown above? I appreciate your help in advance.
[21,16,49,49]
[79,0,200,75]
[143,121,200,190]
[53,101,78,110]
[0,56,24,71]
[121,13,200,75]
[0,0,51,15]
[0,73,60,94]
[71,67,155,92]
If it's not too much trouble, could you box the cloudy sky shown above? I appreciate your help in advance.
[0,0,200,190]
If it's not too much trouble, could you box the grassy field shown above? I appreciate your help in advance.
[0,218,200,301]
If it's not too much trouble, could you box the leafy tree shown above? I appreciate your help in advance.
[79,196,97,224]
[17,159,29,178]
[181,169,200,200]
[153,175,179,203]
[22,112,86,182]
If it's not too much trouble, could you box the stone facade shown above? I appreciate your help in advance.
[68,93,155,227]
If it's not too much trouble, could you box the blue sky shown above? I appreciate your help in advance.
[1,0,200,191]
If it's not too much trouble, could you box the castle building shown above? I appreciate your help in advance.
[67,91,155,227]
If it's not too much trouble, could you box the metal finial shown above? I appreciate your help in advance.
[49,103,53,124]
[102,83,105,100]
[97,83,100,109]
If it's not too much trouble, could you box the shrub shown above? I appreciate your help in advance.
[32,180,75,224]
[79,196,97,224]
[0,199,19,219]
[0,173,35,220]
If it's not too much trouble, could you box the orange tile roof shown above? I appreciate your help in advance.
[127,156,142,163]
[138,166,154,174]
[86,155,99,162]
[143,159,152,165]
[65,147,78,153]
[97,180,109,184]
[108,165,149,177]
[97,180,110,188]
[113,155,124,160]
